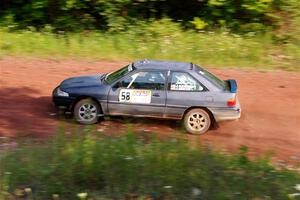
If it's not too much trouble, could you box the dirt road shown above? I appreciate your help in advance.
[0,56,300,163]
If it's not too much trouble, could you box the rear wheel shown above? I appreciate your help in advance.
[183,108,211,134]
[74,99,100,125]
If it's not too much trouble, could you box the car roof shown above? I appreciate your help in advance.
[133,59,194,71]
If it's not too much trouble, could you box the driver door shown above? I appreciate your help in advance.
[107,70,167,117]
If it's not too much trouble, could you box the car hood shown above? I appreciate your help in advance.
[60,74,104,89]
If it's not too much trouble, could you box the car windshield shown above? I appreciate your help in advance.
[105,64,133,84]
[195,65,227,90]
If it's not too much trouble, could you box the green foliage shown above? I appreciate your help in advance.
[191,17,208,30]
[0,0,294,32]
[0,19,299,71]
[0,129,299,199]
[272,0,300,44]
[206,0,275,31]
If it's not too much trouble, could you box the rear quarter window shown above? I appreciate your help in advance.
[195,65,226,90]
[169,72,205,91]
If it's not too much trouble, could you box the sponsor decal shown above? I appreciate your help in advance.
[119,89,152,104]
[170,83,197,91]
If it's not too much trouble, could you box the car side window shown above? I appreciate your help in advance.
[119,71,166,90]
[169,72,204,91]
[119,75,133,88]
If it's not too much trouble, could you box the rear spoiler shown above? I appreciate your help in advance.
[227,79,237,93]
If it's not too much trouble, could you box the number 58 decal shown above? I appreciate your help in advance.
[119,89,152,104]
[120,91,130,101]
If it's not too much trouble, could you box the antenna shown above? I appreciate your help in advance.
[190,63,194,70]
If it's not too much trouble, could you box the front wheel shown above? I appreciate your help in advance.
[183,108,211,134]
[74,99,100,125]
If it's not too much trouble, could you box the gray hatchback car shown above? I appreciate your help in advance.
[52,59,241,134]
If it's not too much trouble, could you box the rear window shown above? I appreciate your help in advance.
[195,65,227,90]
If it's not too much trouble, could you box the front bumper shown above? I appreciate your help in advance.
[209,102,241,122]
[52,96,74,110]
[52,87,75,110]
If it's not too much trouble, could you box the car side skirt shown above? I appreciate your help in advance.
[108,112,181,120]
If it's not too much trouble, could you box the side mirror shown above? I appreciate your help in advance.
[113,81,122,89]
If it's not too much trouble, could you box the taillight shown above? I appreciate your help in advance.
[227,99,236,107]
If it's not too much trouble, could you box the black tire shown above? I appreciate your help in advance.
[183,108,211,134]
[74,99,101,125]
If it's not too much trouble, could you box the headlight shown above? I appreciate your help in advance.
[57,87,69,97]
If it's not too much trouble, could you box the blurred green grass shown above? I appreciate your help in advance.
[0,24,299,71]
[1,127,300,199]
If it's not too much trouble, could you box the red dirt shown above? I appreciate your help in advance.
[0,56,300,163]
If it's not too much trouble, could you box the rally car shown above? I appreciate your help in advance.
[52,59,241,134]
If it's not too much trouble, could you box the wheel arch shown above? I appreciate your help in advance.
[71,95,102,113]
[182,106,216,124]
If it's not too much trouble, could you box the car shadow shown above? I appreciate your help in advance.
[107,115,183,129]
[0,87,218,137]
[0,87,59,137]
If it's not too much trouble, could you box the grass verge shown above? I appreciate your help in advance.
[0,26,299,71]
[1,127,300,199]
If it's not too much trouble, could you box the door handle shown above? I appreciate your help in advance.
[152,93,160,97]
